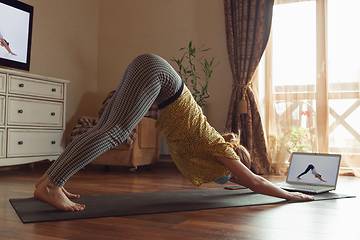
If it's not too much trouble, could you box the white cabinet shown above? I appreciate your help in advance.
[8,97,63,127]
[0,68,69,166]
[9,76,64,99]
[7,129,64,157]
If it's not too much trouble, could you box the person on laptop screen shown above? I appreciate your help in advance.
[297,164,326,182]
[0,31,17,56]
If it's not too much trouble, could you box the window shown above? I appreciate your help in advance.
[259,0,360,173]
[328,0,360,156]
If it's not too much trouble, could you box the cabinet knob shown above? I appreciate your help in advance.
[51,141,56,144]
[18,141,23,145]
[18,109,23,114]
[19,83,24,88]
[52,88,56,92]
[51,112,56,116]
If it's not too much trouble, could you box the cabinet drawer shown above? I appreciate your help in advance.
[8,97,63,127]
[7,129,63,157]
[9,75,63,99]
[0,73,5,93]
[0,129,5,158]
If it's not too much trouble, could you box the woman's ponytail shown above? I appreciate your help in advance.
[222,132,251,169]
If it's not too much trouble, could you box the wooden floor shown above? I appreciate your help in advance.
[1,157,359,240]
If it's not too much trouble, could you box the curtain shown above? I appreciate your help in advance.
[223,0,274,174]
[263,0,317,174]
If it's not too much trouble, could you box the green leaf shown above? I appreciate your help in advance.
[171,40,219,107]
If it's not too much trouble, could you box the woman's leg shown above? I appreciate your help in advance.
[297,164,313,178]
[45,55,167,187]
[34,54,183,211]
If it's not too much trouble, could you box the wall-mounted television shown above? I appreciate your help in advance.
[0,0,33,71]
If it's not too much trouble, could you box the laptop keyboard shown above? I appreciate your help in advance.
[278,183,333,191]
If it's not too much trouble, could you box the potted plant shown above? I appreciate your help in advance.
[268,127,312,174]
[269,127,312,154]
[171,41,219,109]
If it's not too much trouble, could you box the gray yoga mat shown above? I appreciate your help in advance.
[9,188,355,223]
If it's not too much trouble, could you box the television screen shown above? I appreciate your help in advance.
[0,0,33,71]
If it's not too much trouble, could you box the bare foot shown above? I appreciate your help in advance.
[34,178,85,212]
[36,174,80,199]
[62,187,80,199]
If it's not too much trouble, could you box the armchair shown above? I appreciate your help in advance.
[70,91,161,172]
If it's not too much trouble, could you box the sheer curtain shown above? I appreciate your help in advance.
[258,0,360,176]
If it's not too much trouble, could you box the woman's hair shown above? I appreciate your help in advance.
[3,39,9,46]
[222,132,251,169]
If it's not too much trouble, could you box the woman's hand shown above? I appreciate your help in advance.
[287,192,315,201]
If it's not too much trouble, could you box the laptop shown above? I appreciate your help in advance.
[277,152,342,193]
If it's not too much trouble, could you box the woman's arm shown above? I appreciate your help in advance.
[1,38,16,55]
[315,174,326,182]
[216,157,314,201]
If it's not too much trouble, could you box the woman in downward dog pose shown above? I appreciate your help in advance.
[34,54,314,211]
[297,164,326,182]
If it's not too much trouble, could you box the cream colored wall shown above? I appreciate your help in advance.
[97,0,233,132]
[21,0,100,144]
[13,0,233,146]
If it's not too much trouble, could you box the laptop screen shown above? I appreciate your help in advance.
[287,153,341,187]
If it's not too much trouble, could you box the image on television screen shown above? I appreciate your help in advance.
[0,0,33,71]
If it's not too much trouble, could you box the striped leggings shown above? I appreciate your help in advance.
[46,54,183,187]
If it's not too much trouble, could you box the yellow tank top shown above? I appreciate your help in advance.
[155,91,240,186]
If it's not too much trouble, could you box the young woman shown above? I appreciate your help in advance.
[297,164,326,182]
[34,54,314,212]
